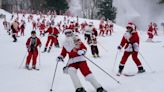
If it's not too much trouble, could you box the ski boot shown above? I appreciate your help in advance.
[76,87,86,92]
[42,47,47,53]
[55,43,60,48]
[97,87,107,92]
[138,66,146,73]
[93,54,96,58]
[25,64,31,70]
[96,54,100,58]
[117,65,124,76]
[48,47,52,53]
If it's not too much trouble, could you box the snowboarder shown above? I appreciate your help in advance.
[25,31,42,70]
[56,29,107,92]
[117,22,145,76]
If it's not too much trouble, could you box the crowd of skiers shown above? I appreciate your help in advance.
[2,12,160,92]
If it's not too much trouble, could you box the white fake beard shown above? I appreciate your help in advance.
[63,37,75,52]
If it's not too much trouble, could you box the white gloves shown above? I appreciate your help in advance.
[133,43,139,52]
[77,50,86,56]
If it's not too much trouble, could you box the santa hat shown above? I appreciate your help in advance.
[126,22,136,30]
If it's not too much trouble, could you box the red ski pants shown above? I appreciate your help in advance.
[45,36,58,47]
[99,29,105,36]
[69,61,92,77]
[148,33,154,39]
[120,51,142,66]
[26,51,38,66]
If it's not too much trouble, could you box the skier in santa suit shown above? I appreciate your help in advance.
[89,32,100,58]
[25,31,42,70]
[147,22,155,42]
[39,20,46,36]
[84,22,97,44]
[117,22,145,75]
[74,21,80,33]
[43,24,60,53]
[69,21,75,32]
[56,29,107,92]
[20,20,25,36]
[11,19,19,42]
[99,21,105,36]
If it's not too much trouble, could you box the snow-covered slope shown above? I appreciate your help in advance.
[0,10,164,92]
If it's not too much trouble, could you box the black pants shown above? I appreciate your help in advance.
[12,34,17,42]
[84,34,91,44]
[91,45,99,55]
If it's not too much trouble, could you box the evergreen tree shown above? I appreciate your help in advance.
[159,0,164,3]
[97,0,117,22]
[46,0,69,14]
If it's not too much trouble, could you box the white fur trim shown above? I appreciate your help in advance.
[125,44,133,52]
[67,56,86,65]
[133,43,139,52]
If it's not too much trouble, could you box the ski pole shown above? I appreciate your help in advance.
[139,52,154,72]
[83,56,120,84]
[50,61,59,91]
[112,50,119,72]
[18,51,28,69]
[38,47,41,67]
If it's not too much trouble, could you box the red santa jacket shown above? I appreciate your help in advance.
[147,25,154,35]
[119,31,140,52]
[99,23,105,30]
[26,37,41,52]
[60,40,87,65]
[45,27,59,37]
[69,23,75,31]
[39,23,46,30]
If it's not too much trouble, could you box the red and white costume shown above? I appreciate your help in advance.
[26,36,41,67]
[39,23,46,36]
[57,34,102,90]
[118,22,145,74]
[99,22,105,36]
[45,26,59,48]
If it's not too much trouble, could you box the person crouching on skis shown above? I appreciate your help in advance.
[56,29,107,92]
[117,22,145,76]
[25,31,42,70]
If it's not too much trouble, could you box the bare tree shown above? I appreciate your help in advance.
[81,0,99,19]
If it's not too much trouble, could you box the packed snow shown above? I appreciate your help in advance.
[0,9,164,92]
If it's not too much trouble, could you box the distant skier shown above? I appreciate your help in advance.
[56,29,107,92]
[11,19,19,42]
[20,20,25,36]
[99,20,105,36]
[89,32,100,58]
[25,31,42,70]
[43,24,60,53]
[146,22,157,42]
[117,22,145,76]
[84,22,97,44]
